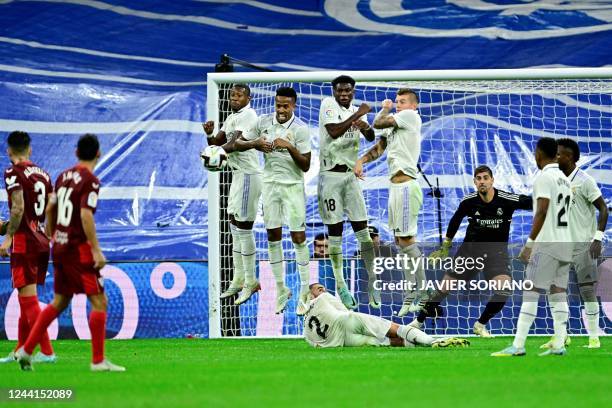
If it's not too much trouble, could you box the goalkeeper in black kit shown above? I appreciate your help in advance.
[413,165,532,337]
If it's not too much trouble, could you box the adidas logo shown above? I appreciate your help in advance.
[475,211,480,216]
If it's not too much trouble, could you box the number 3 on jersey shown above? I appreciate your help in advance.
[57,187,74,227]
[33,181,46,216]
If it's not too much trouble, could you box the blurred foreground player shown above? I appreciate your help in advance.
[17,134,125,372]
[539,138,608,349]
[492,138,572,357]
[0,131,55,364]
[304,283,469,349]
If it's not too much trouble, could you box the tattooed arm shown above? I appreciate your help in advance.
[373,99,397,129]
[0,190,24,257]
[353,137,388,179]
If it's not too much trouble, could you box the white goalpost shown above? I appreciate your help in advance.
[207,68,612,339]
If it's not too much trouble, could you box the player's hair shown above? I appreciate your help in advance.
[557,138,580,162]
[231,83,251,97]
[276,87,297,102]
[77,133,100,161]
[331,75,356,89]
[397,88,419,104]
[473,165,493,178]
[536,137,558,159]
[308,283,323,290]
[7,131,31,153]
[314,232,328,241]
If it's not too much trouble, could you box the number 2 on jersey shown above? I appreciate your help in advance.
[307,316,329,339]
[556,193,570,227]
[57,187,74,227]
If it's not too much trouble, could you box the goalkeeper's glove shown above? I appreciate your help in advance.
[429,239,452,259]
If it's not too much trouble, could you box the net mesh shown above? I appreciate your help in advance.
[213,78,612,337]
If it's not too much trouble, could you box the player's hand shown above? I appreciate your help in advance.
[255,138,273,153]
[357,102,371,116]
[92,248,107,270]
[353,159,365,180]
[351,120,370,131]
[381,99,393,110]
[518,245,532,264]
[273,138,292,151]
[202,121,215,136]
[429,239,452,259]
[0,236,12,257]
[589,239,602,259]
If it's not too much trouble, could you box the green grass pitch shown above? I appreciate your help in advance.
[0,337,610,407]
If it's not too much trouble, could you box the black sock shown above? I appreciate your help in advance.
[417,291,447,323]
[478,293,509,325]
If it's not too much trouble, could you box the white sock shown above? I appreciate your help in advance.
[328,236,346,290]
[397,325,433,346]
[230,225,245,285]
[399,243,425,297]
[268,240,284,290]
[584,301,600,340]
[237,228,257,286]
[354,228,375,282]
[549,292,569,349]
[512,291,539,349]
[293,241,310,296]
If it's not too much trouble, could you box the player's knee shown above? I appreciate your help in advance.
[326,222,343,236]
[492,290,512,303]
[52,295,71,312]
[89,294,108,311]
[350,220,368,232]
[266,228,282,242]
[290,231,306,245]
[579,283,597,302]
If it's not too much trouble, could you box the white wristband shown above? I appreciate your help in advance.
[525,238,535,248]
[593,230,604,242]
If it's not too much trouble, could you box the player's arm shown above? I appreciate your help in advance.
[353,119,375,142]
[324,103,371,140]
[430,201,468,258]
[81,208,106,270]
[372,99,397,129]
[590,196,608,258]
[45,193,57,239]
[353,137,387,179]
[202,121,227,146]
[0,190,24,256]
[519,197,549,264]
[273,138,311,172]
[232,133,273,154]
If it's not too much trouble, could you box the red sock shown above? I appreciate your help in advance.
[23,304,59,355]
[20,295,54,356]
[15,315,29,351]
[89,311,106,364]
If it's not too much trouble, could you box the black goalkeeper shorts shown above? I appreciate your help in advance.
[446,242,510,281]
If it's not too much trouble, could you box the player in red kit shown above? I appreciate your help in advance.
[0,131,55,364]
[17,134,125,372]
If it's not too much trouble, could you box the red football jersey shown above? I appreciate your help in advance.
[52,164,100,255]
[4,161,52,252]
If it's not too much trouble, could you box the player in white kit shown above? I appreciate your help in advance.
[538,138,608,349]
[318,75,379,310]
[304,283,469,349]
[203,84,270,304]
[238,87,312,315]
[493,137,573,357]
[354,89,425,316]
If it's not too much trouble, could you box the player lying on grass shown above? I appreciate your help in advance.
[303,283,469,349]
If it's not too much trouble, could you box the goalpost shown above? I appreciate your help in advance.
[207,68,612,339]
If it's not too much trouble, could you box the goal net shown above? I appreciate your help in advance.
[207,69,612,338]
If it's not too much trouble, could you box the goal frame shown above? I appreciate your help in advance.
[206,67,612,339]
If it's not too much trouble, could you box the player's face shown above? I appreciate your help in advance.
[310,284,326,298]
[395,95,417,112]
[275,95,295,124]
[333,83,354,108]
[314,238,327,258]
[229,87,250,112]
[474,172,493,194]
[557,146,574,173]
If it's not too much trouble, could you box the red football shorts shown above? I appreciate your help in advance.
[53,242,104,296]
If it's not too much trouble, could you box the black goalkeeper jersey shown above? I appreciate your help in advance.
[447,188,532,243]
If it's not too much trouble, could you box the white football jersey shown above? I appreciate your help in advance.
[318,96,368,171]
[221,105,261,174]
[381,109,422,179]
[303,292,349,348]
[532,163,573,261]
[567,167,602,243]
[254,113,311,184]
